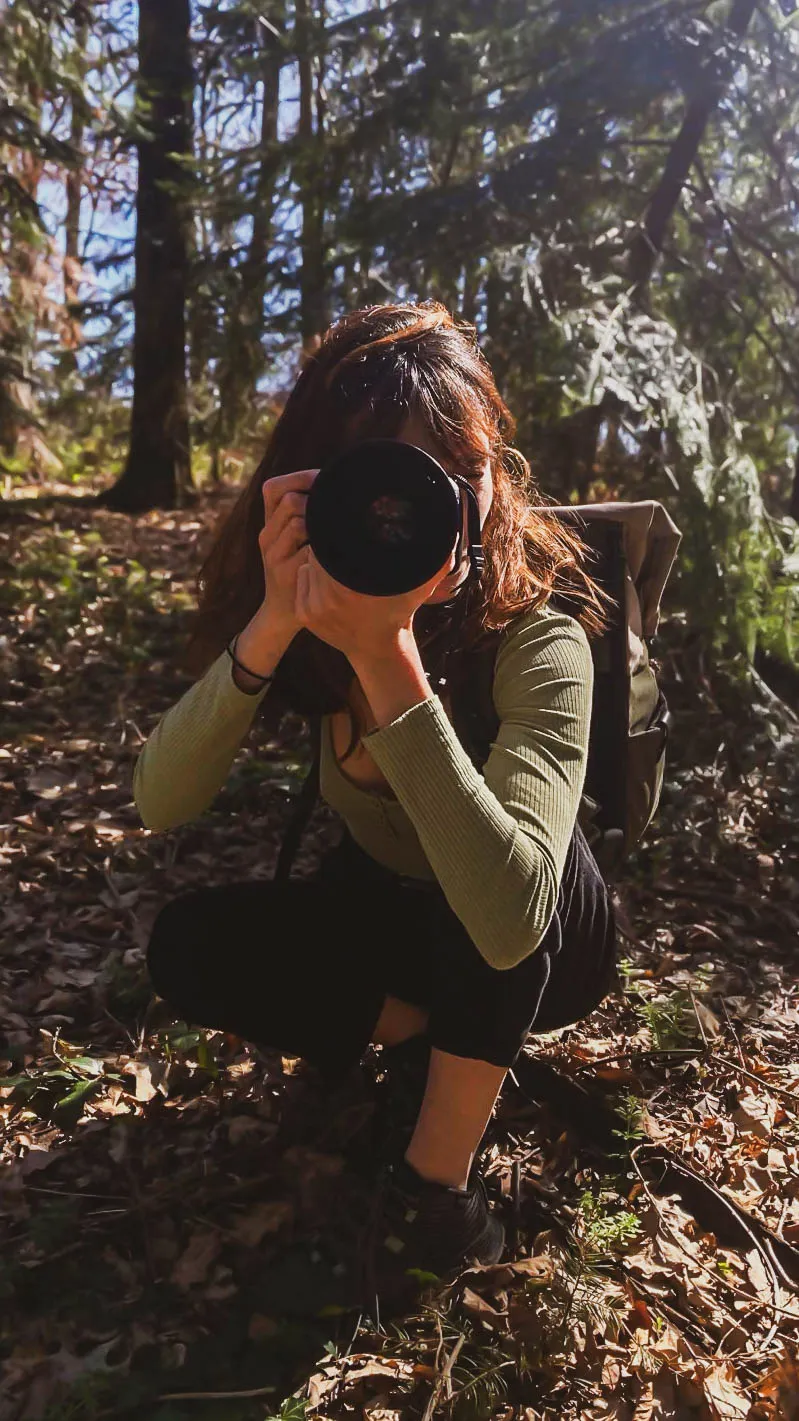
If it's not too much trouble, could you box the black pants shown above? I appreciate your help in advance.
[147,827,616,1073]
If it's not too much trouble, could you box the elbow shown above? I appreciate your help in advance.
[133,759,179,833]
[137,805,174,833]
[134,793,173,834]
[483,864,559,971]
[487,932,544,972]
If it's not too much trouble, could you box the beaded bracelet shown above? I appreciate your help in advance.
[226,635,274,688]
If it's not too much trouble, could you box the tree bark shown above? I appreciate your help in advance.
[212,7,284,466]
[296,0,328,352]
[101,0,193,512]
[0,87,45,463]
[461,262,479,324]
[63,9,90,369]
[628,0,758,288]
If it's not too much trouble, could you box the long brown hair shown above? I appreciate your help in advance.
[190,301,606,714]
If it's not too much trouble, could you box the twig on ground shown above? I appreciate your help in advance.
[156,1385,276,1401]
[572,1048,700,1074]
[421,1331,464,1421]
[689,988,710,1052]
[721,998,748,1070]
[630,1147,799,1325]
[712,1053,799,1111]
[573,1045,799,1110]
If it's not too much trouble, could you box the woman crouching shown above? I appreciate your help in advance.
[135,302,616,1300]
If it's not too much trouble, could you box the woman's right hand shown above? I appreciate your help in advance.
[232,470,318,692]
[258,469,318,636]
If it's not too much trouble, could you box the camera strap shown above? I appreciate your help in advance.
[451,475,485,579]
[273,716,323,884]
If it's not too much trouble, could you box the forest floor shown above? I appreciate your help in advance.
[2,487,799,1421]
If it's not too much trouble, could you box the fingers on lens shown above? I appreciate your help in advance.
[263,469,317,515]
[266,491,307,535]
[272,514,307,557]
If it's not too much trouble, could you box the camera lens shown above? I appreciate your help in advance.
[305,439,463,596]
[368,492,416,548]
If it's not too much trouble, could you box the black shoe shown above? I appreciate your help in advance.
[361,1159,505,1312]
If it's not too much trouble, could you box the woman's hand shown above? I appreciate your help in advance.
[295,551,448,666]
[232,470,317,691]
[259,470,317,638]
[292,551,449,727]
[294,552,451,727]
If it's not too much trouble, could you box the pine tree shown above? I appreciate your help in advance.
[101,0,193,512]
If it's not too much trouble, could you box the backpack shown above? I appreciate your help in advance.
[567,500,681,873]
[447,500,682,878]
[273,500,681,883]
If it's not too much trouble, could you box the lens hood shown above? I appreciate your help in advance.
[305,439,463,596]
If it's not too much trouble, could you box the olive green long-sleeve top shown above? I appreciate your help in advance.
[133,607,592,970]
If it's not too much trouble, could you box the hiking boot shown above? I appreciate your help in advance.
[361,1158,505,1312]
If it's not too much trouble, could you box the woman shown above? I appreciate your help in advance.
[137,302,616,1295]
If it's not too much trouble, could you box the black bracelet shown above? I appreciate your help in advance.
[226,635,274,688]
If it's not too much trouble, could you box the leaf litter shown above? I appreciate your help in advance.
[1,492,799,1420]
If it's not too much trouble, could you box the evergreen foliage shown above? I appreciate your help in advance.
[1,0,797,672]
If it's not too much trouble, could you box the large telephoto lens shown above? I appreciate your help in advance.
[305,439,463,596]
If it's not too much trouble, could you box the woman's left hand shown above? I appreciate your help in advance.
[295,552,448,667]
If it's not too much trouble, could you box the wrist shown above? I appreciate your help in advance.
[349,624,417,674]
[350,628,432,728]
[232,607,295,693]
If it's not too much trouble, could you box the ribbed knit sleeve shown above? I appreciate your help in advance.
[133,653,269,832]
[363,610,593,970]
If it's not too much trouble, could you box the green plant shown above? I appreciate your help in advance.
[638,989,700,1051]
[578,1189,641,1257]
[40,1371,115,1421]
[157,1024,222,1078]
[612,1092,646,1155]
[265,1398,307,1421]
[0,1046,122,1131]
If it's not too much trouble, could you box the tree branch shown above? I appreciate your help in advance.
[628,0,758,288]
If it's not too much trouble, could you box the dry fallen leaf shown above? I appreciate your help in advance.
[460,1285,507,1327]
[248,1313,280,1341]
[732,1089,777,1139]
[755,1347,799,1419]
[25,767,73,800]
[630,1379,655,1421]
[462,1254,554,1294]
[171,1230,221,1289]
[693,997,722,1039]
[701,1361,750,1420]
[231,1199,293,1246]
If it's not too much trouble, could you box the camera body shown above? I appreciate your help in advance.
[305,438,483,596]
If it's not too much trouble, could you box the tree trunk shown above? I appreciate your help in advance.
[63,10,90,370]
[295,0,328,352]
[188,58,213,397]
[244,23,282,322]
[212,7,284,460]
[101,0,193,512]
[461,262,479,324]
[1,88,45,464]
[628,0,758,288]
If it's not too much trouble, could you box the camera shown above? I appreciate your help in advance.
[305,438,484,596]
